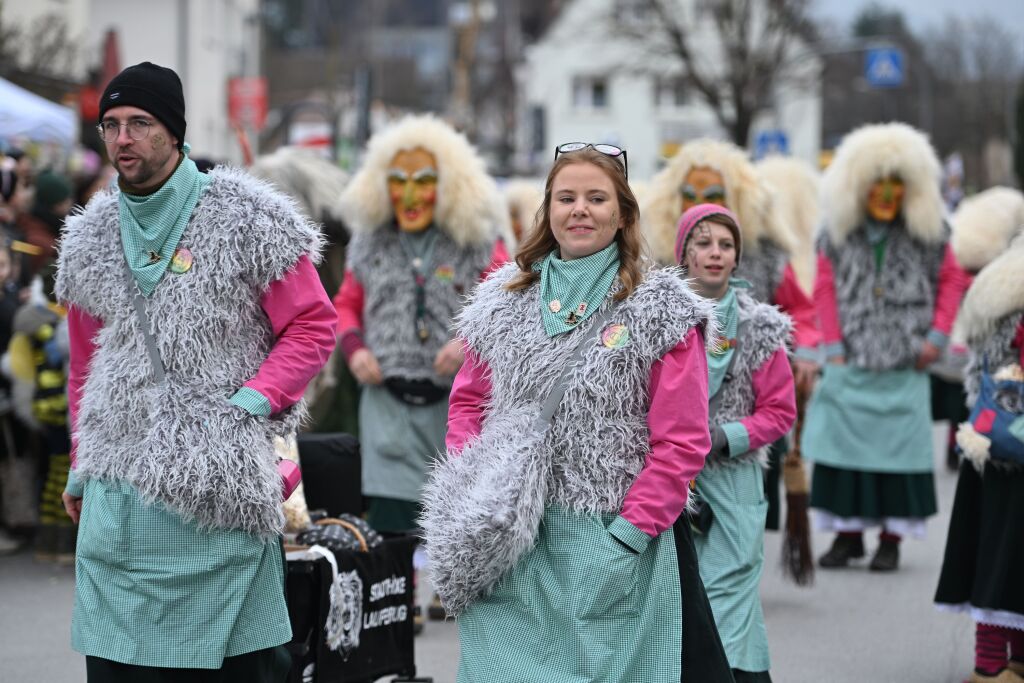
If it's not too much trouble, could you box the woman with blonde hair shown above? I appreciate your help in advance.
[422,143,730,681]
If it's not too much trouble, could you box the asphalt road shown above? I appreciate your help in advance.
[0,424,973,682]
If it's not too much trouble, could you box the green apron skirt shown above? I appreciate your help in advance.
[694,462,770,673]
[359,384,449,503]
[802,365,933,474]
[457,505,682,682]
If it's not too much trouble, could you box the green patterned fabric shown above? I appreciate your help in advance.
[456,504,681,682]
[708,285,738,398]
[67,475,291,668]
[228,386,272,417]
[536,242,619,337]
[802,364,933,473]
[694,461,770,673]
[119,144,212,297]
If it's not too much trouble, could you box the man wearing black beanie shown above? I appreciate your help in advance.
[57,62,338,682]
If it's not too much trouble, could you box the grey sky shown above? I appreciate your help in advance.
[813,0,1024,46]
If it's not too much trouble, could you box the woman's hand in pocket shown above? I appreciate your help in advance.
[62,492,83,524]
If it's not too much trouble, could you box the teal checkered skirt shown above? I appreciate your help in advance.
[456,505,682,682]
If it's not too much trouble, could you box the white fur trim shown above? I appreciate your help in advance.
[951,186,1024,271]
[337,114,509,247]
[756,155,822,294]
[641,138,798,265]
[822,123,945,245]
[955,236,1024,343]
[249,146,350,222]
[956,422,991,473]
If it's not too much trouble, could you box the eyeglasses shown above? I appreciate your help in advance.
[96,118,154,143]
[554,142,628,179]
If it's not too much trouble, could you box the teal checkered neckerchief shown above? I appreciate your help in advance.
[118,142,212,297]
[536,241,619,337]
[707,278,751,398]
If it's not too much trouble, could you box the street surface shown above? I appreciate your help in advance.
[0,424,973,682]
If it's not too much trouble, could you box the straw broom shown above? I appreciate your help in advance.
[781,379,814,585]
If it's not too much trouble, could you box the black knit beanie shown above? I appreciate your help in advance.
[99,62,186,150]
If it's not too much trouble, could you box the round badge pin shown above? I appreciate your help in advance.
[601,323,630,349]
[548,299,562,313]
[169,247,194,274]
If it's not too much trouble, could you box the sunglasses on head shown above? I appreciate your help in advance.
[554,142,628,179]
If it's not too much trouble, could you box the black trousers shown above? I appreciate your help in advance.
[86,645,291,683]
[673,516,736,683]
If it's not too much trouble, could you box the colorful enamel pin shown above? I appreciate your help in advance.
[169,247,194,274]
[434,264,455,282]
[602,323,630,349]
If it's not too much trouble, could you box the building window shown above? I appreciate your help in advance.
[654,76,691,109]
[573,76,609,110]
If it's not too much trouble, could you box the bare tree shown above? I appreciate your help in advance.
[0,10,82,81]
[613,0,818,146]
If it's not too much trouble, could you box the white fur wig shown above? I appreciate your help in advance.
[502,178,544,249]
[641,138,797,265]
[337,114,508,247]
[249,146,350,222]
[821,123,945,245]
[955,234,1024,344]
[756,155,822,294]
[951,187,1024,273]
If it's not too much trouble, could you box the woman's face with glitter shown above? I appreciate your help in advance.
[680,167,726,212]
[387,148,438,232]
[549,161,623,260]
[684,220,737,298]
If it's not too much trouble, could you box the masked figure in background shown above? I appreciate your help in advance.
[804,123,969,572]
[935,187,1024,683]
[333,115,508,623]
[754,156,821,297]
[643,139,820,532]
[502,179,544,254]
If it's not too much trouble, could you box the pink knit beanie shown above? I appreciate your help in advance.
[674,203,742,265]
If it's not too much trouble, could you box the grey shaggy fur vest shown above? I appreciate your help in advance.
[964,313,1024,409]
[820,220,946,371]
[736,238,789,304]
[56,167,323,537]
[421,263,716,615]
[707,291,792,468]
[346,225,493,385]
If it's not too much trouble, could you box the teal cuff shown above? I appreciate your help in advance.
[824,341,845,360]
[229,387,272,417]
[65,468,84,497]
[720,421,750,458]
[608,515,651,553]
[794,345,822,364]
[926,329,949,350]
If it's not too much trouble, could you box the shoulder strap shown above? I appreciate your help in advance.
[533,306,618,433]
[125,264,167,384]
[708,320,746,421]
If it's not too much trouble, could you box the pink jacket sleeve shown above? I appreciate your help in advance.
[739,348,797,451]
[67,305,103,470]
[445,346,491,454]
[773,263,821,361]
[483,240,510,279]
[620,327,711,537]
[813,252,844,360]
[928,244,970,347]
[240,255,338,414]
[333,269,367,361]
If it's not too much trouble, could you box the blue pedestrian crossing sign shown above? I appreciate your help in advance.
[865,47,904,88]
[754,130,789,159]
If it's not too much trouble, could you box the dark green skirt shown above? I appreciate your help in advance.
[810,463,937,519]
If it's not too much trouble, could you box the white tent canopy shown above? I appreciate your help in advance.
[0,77,77,145]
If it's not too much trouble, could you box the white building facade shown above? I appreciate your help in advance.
[4,0,260,164]
[516,0,822,180]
